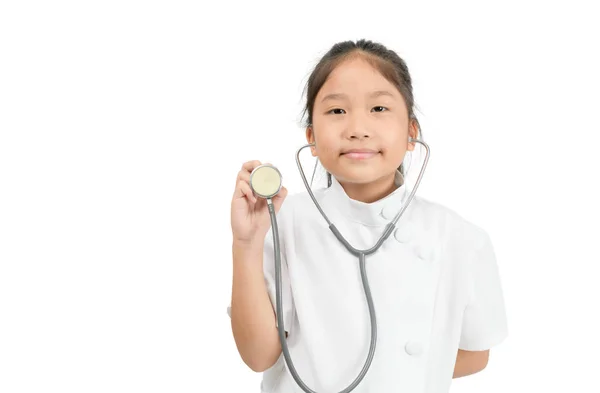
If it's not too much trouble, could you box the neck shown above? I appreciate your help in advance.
[338,172,398,203]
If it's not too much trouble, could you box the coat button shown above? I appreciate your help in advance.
[394,226,412,243]
[405,341,423,356]
[415,245,435,261]
[416,246,428,260]
[380,204,397,220]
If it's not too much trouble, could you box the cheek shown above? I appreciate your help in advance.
[315,136,338,157]
[313,128,337,150]
[383,131,408,156]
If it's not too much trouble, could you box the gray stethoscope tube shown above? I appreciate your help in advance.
[249,137,430,393]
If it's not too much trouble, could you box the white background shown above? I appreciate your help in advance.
[1,1,599,392]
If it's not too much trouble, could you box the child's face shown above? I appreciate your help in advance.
[307,57,417,186]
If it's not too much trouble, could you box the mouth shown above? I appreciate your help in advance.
[340,149,381,160]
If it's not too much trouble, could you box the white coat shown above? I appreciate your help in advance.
[228,171,508,393]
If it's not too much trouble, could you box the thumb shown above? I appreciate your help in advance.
[271,186,288,213]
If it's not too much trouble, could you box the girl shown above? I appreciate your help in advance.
[228,39,508,393]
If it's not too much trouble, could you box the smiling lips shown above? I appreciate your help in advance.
[341,149,380,160]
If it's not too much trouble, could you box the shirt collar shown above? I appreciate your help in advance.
[324,171,408,227]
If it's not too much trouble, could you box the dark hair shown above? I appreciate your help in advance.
[301,39,422,187]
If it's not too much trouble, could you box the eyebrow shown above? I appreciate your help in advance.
[370,90,396,99]
[320,90,396,103]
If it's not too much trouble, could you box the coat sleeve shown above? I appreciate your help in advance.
[458,228,508,351]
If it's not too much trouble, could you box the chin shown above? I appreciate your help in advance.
[330,167,385,184]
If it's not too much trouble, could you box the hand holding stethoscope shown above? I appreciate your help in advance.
[230,160,288,246]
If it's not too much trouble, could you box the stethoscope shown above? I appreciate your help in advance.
[248,137,430,393]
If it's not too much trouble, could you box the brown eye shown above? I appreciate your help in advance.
[328,108,346,115]
[372,106,387,112]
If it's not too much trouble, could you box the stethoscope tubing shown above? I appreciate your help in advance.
[268,138,430,393]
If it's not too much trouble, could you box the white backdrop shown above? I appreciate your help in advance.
[1,1,599,392]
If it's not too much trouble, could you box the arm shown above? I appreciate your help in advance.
[452,349,489,378]
[230,241,282,372]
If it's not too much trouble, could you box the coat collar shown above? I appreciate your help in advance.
[324,171,408,227]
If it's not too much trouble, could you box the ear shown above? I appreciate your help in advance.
[305,127,317,157]
[407,119,419,152]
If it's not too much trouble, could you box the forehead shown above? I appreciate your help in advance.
[316,57,400,99]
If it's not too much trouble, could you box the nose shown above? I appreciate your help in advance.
[344,112,371,140]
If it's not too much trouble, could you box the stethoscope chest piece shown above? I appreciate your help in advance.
[250,164,283,199]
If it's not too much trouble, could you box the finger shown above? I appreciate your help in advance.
[274,186,288,199]
[241,160,262,173]
[272,186,288,212]
[233,180,257,203]
[240,181,257,203]
[236,169,251,183]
